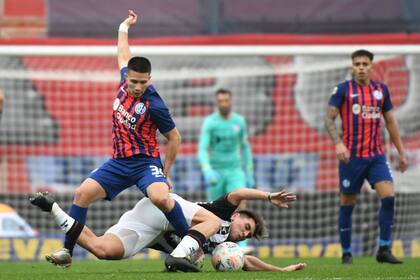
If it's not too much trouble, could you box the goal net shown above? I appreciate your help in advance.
[0,44,419,259]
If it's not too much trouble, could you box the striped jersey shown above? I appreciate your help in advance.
[328,79,393,158]
[111,67,175,158]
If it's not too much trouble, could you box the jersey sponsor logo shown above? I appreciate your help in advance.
[149,165,164,178]
[135,102,146,115]
[342,179,350,188]
[219,224,230,235]
[351,93,358,98]
[352,104,361,115]
[113,98,120,111]
[116,104,137,130]
[362,105,381,119]
[373,90,383,100]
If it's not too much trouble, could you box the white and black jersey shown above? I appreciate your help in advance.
[107,193,239,257]
[197,195,239,253]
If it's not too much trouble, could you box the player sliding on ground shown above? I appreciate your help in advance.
[30,188,306,272]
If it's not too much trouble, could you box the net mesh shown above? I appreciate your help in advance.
[0,49,419,258]
[1,192,420,258]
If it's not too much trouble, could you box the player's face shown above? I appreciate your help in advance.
[216,93,232,117]
[228,213,256,242]
[352,56,373,84]
[126,70,151,98]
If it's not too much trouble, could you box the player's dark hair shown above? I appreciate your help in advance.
[236,209,268,240]
[127,56,152,74]
[215,88,232,97]
[351,49,374,61]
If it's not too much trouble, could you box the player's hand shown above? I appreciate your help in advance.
[268,191,296,208]
[203,168,219,185]
[281,263,307,272]
[122,10,138,27]
[398,153,408,173]
[166,176,173,189]
[336,142,350,164]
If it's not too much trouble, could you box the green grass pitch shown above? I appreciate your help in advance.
[0,257,419,280]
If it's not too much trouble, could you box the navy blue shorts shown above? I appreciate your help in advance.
[89,155,168,200]
[339,154,393,194]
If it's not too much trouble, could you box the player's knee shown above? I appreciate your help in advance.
[150,196,171,211]
[91,243,107,259]
[206,213,222,235]
[92,243,116,260]
[211,217,222,232]
[73,187,93,206]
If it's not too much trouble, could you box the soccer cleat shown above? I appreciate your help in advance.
[165,255,201,272]
[341,252,353,264]
[45,248,72,268]
[29,192,54,212]
[376,247,403,264]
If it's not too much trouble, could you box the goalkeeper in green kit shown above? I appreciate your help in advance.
[198,88,255,254]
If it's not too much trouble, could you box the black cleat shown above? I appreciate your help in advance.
[376,247,403,264]
[165,255,201,272]
[341,252,353,264]
[29,192,54,212]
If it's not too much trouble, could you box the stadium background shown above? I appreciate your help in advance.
[0,0,419,261]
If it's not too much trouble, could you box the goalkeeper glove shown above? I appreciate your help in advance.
[203,168,219,185]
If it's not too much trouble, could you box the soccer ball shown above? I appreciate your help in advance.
[211,242,244,272]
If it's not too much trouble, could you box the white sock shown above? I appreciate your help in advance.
[51,203,75,233]
[170,235,199,258]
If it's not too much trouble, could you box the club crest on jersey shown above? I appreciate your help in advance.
[113,98,120,111]
[352,104,361,115]
[373,90,383,100]
[135,102,146,115]
[331,86,338,95]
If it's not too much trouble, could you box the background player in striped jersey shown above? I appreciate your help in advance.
[325,49,408,264]
[45,10,190,267]
[198,88,255,253]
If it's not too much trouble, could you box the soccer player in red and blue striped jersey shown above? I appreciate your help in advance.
[325,49,408,264]
[44,10,189,268]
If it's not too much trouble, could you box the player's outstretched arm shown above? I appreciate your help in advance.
[118,9,138,69]
[243,255,306,272]
[227,188,296,208]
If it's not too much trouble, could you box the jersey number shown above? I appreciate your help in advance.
[149,165,164,178]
